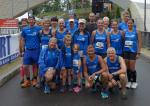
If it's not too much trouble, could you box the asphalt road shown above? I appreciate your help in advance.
[0,56,150,106]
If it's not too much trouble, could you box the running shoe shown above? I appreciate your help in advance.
[44,84,50,94]
[131,82,138,89]
[21,80,31,88]
[68,85,73,92]
[32,79,37,87]
[73,86,81,93]
[101,92,109,99]
[126,82,131,88]
[60,86,65,93]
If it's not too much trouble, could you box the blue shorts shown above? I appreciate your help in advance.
[23,49,40,65]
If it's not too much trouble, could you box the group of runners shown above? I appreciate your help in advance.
[19,10,142,99]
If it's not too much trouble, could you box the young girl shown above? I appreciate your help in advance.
[60,34,73,92]
[72,44,82,93]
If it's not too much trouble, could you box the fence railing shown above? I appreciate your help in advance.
[141,31,150,49]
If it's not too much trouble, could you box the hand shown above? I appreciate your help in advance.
[19,52,24,57]
[136,53,140,59]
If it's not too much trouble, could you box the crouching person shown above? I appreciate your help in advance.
[38,38,60,94]
[83,45,109,99]
[105,47,127,99]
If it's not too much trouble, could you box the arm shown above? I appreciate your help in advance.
[137,30,142,54]
[112,56,126,76]
[107,32,111,47]
[92,56,107,76]
[83,57,89,80]
[91,30,96,45]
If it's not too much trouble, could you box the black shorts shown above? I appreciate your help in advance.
[123,52,137,60]
[113,75,120,81]
[65,67,72,70]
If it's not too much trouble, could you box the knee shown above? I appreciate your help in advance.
[119,74,126,81]
[101,72,109,80]
[108,82,113,88]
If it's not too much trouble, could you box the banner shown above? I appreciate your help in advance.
[0,34,19,66]
[0,19,18,28]
[0,19,19,35]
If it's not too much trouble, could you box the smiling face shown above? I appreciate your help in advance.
[127,19,134,30]
[107,47,116,61]
[97,19,104,30]
[112,21,118,31]
[58,19,65,29]
[87,45,95,58]
[28,18,35,26]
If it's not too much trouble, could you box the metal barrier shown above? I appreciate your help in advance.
[141,31,150,49]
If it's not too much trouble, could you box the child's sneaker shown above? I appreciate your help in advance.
[73,86,81,93]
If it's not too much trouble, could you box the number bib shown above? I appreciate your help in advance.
[125,41,133,47]
[96,42,104,48]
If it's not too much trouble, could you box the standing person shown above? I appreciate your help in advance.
[38,38,60,94]
[65,13,78,30]
[40,19,51,50]
[124,18,142,89]
[66,19,77,37]
[19,18,28,84]
[83,45,109,99]
[118,11,130,32]
[91,19,109,58]
[103,16,112,33]
[50,16,58,38]
[85,12,97,36]
[105,47,127,99]
[20,16,41,88]
[60,34,73,92]
[56,18,68,49]
[107,20,124,56]
[73,18,90,58]
[72,44,82,93]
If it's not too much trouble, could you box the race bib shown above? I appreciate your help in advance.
[73,60,79,66]
[41,45,48,49]
[79,50,83,57]
[125,41,133,47]
[96,42,104,48]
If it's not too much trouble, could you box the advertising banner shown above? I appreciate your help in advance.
[0,34,19,66]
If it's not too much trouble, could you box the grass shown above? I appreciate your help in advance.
[0,58,21,75]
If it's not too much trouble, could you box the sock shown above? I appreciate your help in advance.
[132,71,137,82]
[27,77,30,81]
[127,69,131,82]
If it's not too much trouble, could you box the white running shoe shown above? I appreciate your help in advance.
[131,82,138,89]
[126,82,132,88]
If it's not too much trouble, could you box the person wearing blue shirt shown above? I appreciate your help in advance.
[103,16,112,33]
[72,44,82,93]
[123,18,142,89]
[39,20,51,50]
[65,13,78,30]
[107,20,124,56]
[59,34,73,92]
[66,19,77,37]
[104,47,127,99]
[50,17,58,38]
[73,19,90,58]
[91,19,109,58]
[56,18,68,49]
[20,16,41,88]
[38,38,60,94]
[83,45,109,99]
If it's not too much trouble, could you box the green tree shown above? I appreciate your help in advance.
[116,7,121,19]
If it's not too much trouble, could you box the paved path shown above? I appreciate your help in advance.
[0,56,150,106]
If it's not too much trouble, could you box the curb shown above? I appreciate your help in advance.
[141,52,150,61]
[0,65,21,87]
